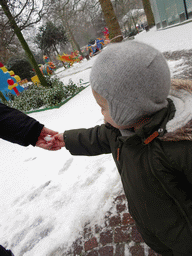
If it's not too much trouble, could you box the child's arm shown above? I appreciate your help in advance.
[54,125,112,156]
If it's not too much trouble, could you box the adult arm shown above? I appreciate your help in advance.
[0,103,58,149]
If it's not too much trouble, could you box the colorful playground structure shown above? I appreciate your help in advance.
[31,56,57,85]
[0,62,24,101]
[57,27,111,65]
[88,27,110,56]
[88,38,105,56]
[57,51,83,66]
[39,56,56,76]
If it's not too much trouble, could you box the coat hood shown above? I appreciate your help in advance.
[160,79,192,142]
[120,79,192,143]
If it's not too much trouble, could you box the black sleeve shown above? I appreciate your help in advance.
[0,103,44,146]
[64,125,112,156]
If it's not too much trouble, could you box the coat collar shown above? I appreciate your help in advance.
[119,99,176,145]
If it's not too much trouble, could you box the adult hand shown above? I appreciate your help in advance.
[36,127,61,150]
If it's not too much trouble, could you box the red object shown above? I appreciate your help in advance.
[13,87,20,96]
[0,62,4,68]
[103,27,109,35]
[7,78,15,86]
[7,78,15,85]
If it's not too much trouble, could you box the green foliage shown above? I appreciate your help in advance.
[5,77,85,112]
[6,58,35,80]
[34,21,68,54]
[0,91,7,104]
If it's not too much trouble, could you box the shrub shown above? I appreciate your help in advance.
[6,58,35,80]
[5,76,85,112]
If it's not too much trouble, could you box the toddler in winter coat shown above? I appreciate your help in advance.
[55,41,192,256]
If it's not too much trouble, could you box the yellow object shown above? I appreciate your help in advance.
[9,70,15,76]
[14,75,21,82]
[31,75,40,85]
[8,83,17,90]
[0,66,7,72]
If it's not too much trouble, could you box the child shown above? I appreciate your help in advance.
[55,41,192,256]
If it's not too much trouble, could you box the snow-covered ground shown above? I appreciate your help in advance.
[1,21,192,256]
[135,21,192,52]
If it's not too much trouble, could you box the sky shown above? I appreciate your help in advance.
[0,21,192,256]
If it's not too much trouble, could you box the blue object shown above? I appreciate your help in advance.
[0,69,24,101]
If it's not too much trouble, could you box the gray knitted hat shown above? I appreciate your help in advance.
[90,40,171,126]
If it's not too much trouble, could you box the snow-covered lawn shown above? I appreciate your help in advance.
[1,21,192,256]
[135,21,192,52]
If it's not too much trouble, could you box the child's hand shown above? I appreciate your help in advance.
[53,133,65,148]
[36,127,61,150]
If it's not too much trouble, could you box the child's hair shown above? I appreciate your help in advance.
[90,41,171,127]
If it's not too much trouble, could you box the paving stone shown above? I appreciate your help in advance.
[114,226,130,243]
[109,215,121,227]
[84,225,92,240]
[115,194,126,202]
[95,224,102,234]
[132,226,144,243]
[122,213,135,226]
[71,237,83,255]
[86,250,99,256]
[115,243,125,256]
[64,193,169,256]
[130,245,145,256]
[116,203,126,213]
[65,249,73,256]
[104,211,113,226]
[105,211,112,218]
[84,237,98,252]
[99,246,113,256]
[100,229,113,246]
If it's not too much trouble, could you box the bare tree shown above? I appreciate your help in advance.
[47,0,85,56]
[45,0,122,53]
[0,0,49,87]
[7,0,49,30]
[77,0,107,41]
[46,0,110,53]
[0,6,24,63]
[112,0,143,32]
[0,0,50,63]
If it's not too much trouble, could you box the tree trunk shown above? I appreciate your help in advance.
[99,0,123,42]
[141,0,155,28]
[0,0,49,88]
[0,91,7,103]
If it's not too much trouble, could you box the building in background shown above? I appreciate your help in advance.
[150,0,192,29]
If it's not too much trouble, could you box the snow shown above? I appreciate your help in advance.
[135,21,192,52]
[1,21,192,256]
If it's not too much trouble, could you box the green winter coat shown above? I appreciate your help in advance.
[64,98,192,252]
